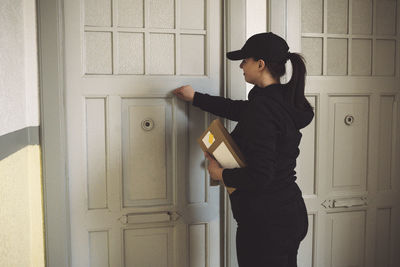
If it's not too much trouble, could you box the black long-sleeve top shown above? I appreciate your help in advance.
[192,83,314,222]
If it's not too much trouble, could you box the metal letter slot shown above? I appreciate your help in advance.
[119,211,181,225]
[344,115,354,125]
[321,196,367,209]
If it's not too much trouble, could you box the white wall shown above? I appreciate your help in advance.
[0,0,39,136]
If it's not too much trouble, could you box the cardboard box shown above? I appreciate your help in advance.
[197,118,246,194]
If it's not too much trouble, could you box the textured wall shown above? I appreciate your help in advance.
[0,0,39,136]
[0,0,26,136]
[24,0,39,128]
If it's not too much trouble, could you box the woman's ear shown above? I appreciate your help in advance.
[258,59,266,70]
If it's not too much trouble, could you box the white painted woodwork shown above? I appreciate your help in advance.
[378,96,396,191]
[89,231,110,267]
[326,211,366,266]
[86,98,108,210]
[376,208,392,267]
[284,0,400,266]
[329,96,368,191]
[65,0,222,266]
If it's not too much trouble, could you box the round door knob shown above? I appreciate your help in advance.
[141,118,154,131]
[344,115,354,125]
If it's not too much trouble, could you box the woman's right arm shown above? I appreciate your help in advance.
[172,85,249,121]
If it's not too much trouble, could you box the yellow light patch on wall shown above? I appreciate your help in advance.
[0,145,45,267]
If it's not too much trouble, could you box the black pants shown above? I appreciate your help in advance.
[235,197,308,267]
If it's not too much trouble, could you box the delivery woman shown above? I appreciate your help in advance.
[172,32,314,267]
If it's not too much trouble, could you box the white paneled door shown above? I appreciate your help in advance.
[283,0,400,266]
[64,0,223,266]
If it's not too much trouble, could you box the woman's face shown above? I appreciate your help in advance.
[239,57,261,84]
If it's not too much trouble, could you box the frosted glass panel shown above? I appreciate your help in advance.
[181,35,205,75]
[85,32,112,74]
[181,0,205,30]
[118,33,144,74]
[327,38,348,75]
[376,0,397,35]
[327,0,349,34]
[351,39,371,76]
[375,40,396,76]
[301,0,323,33]
[149,0,175,29]
[84,0,111,26]
[352,0,372,34]
[150,34,175,75]
[301,38,323,75]
[118,0,144,27]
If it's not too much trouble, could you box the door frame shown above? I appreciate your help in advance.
[37,0,246,266]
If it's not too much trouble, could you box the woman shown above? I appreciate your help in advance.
[173,32,314,266]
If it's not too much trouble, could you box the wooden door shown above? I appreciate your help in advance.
[64,0,223,266]
[282,0,400,266]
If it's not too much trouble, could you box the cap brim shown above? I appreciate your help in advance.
[226,50,246,60]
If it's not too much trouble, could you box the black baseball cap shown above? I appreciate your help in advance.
[226,32,289,63]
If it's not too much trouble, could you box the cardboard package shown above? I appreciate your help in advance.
[197,118,246,194]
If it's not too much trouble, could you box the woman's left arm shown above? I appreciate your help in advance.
[221,100,280,191]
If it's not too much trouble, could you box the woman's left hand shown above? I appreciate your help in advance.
[204,152,224,181]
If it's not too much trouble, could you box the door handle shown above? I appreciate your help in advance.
[118,211,181,225]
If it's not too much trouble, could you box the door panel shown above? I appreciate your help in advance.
[329,97,368,191]
[121,98,173,207]
[65,0,222,266]
[326,211,366,267]
[285,0,400,266]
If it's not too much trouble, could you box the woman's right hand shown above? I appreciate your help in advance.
[172,85,195,103]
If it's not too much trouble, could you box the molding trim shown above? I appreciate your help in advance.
[0,126,40,161]
[37,0,71,266]
[224,1,246,267]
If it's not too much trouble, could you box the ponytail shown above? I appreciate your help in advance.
[253,52,314,111]
[286,52,313,111]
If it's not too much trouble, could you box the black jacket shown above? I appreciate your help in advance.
[192,83,314,222]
